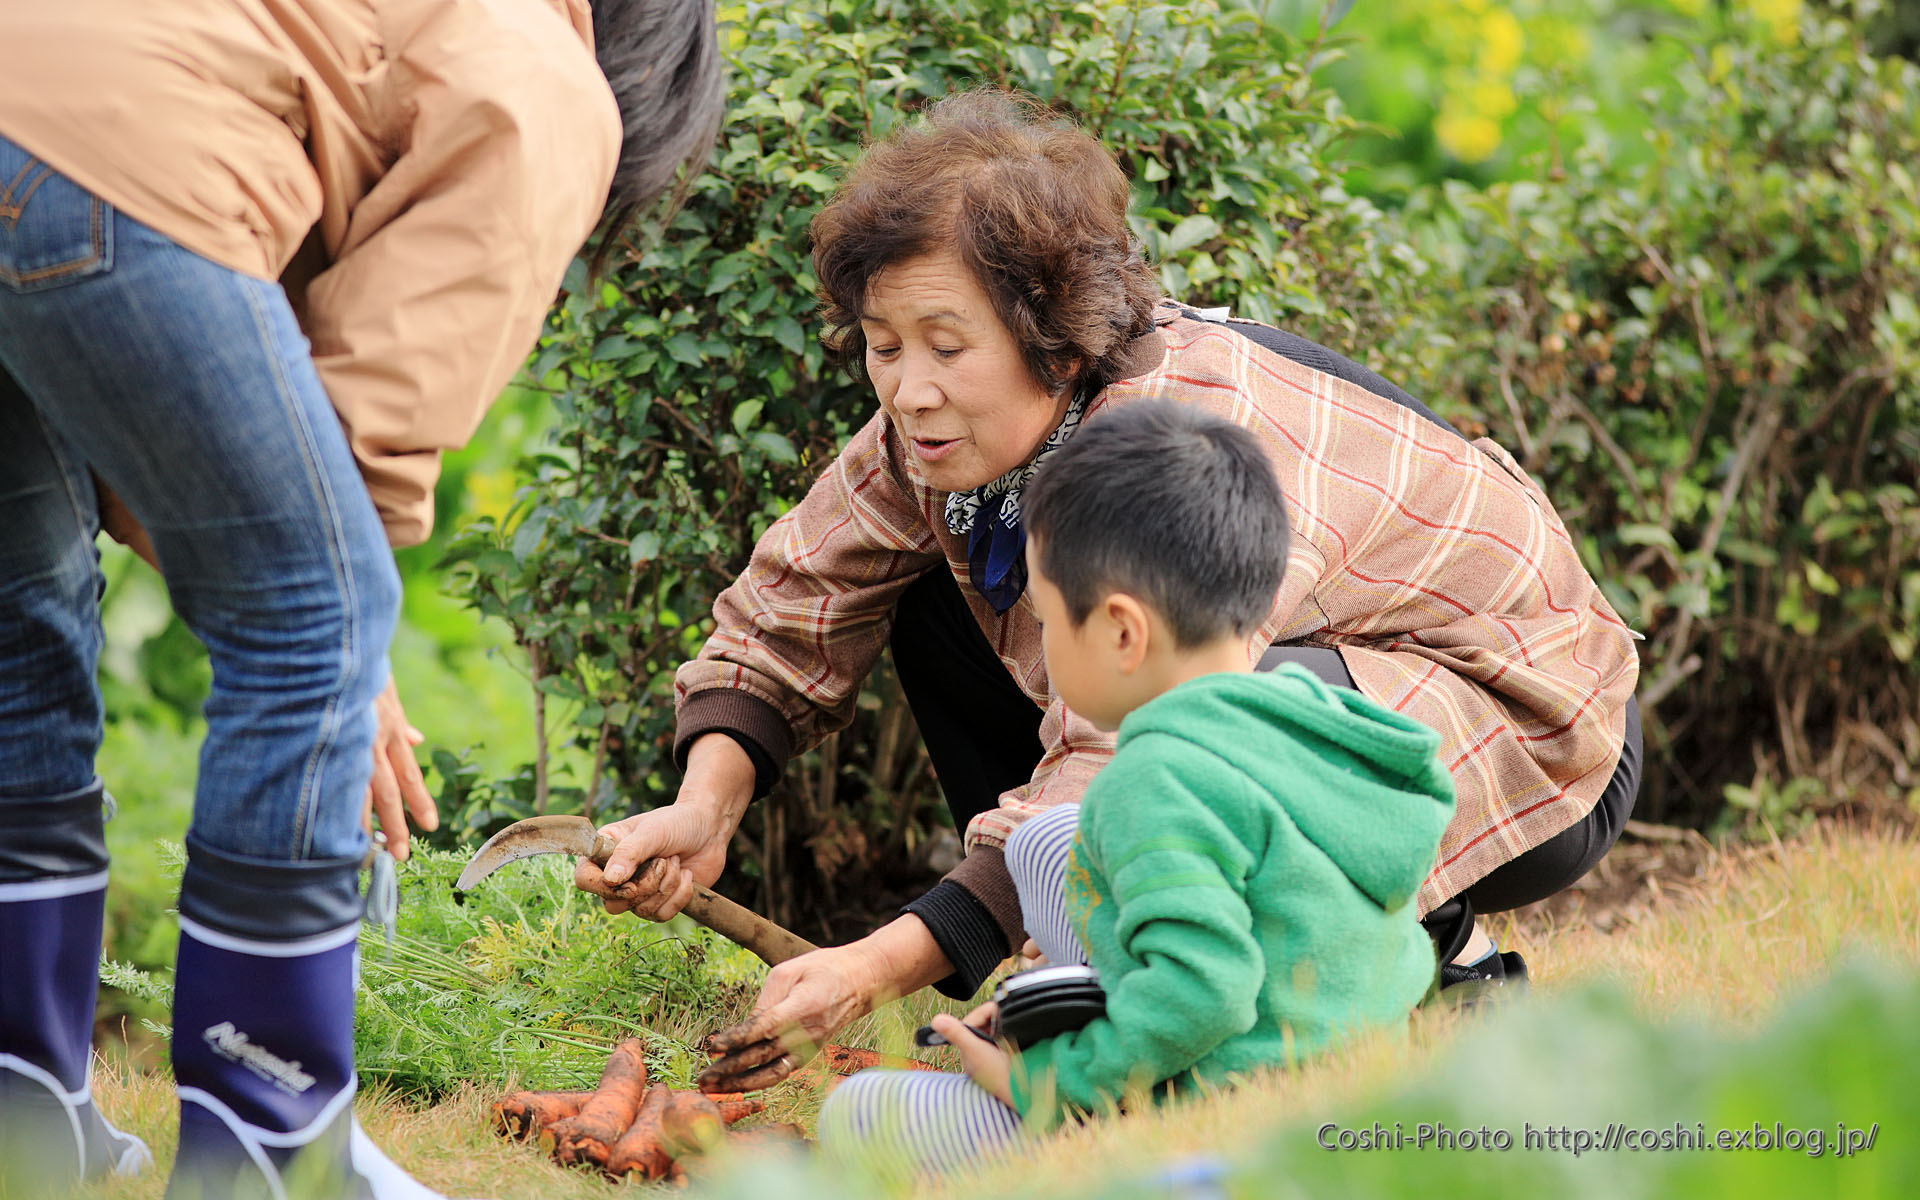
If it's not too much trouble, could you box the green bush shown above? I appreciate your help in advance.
[440,0,1428,932]
[1388,11,1920,827]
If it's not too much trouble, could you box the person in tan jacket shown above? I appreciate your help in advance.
[0,1,720,1195]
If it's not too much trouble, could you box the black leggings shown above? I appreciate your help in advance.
[889,568,1641,957]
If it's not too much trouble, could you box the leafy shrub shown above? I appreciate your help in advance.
[1390,11,1920,827]
[440,0,1428,932]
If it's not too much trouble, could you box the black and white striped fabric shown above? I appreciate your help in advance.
[818,805,1088,1176]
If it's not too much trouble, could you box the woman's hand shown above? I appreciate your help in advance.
[362,677,437,861]
[696,941,887,1092]
[931,1004,1013,1107]
[697,913,957,1093]
[574,733,753,919]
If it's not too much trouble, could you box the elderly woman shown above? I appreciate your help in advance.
[579,90,1640,1083]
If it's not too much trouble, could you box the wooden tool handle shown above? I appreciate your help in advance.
[589,832,817,966]
[682,887,818,966]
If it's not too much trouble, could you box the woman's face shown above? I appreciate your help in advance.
[861,251,1070,493]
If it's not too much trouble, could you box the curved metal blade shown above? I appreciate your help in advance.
[454,814,597,891]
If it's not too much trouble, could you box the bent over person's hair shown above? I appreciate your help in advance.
[1022,400,1292,647]
[588,0,726,273]
[811,89,1162,396]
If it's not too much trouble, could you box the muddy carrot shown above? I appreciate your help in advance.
[546,1039,650,1167]
[821,1044,938,1075]
[604,1083,675,1180]
[726,1122,809,1147]
[490,1090,592,1140]
[707,1094,766,1125]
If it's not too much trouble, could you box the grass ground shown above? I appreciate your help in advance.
[71,820,1920,1199]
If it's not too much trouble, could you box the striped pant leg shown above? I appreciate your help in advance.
[816,1068,1023,1177]
[1004,804,1088,966]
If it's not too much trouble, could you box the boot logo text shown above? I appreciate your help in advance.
[201,1022,318,1095]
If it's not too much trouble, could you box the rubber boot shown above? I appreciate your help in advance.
[0,782,154,1194]
[165,838,462,1200]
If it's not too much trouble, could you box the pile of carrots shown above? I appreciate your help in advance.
[491,1040,785,1182]
[490,1038,935,1182]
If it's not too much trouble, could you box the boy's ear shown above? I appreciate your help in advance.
[1102,592,1153,673]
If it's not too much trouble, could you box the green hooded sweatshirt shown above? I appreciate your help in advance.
[1009,664,1456,1126]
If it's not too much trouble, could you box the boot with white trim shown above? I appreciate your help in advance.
[165,838,467,1200]
[0,781,155,1193]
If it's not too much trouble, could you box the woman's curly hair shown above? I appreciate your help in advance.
[810,90,1162,396]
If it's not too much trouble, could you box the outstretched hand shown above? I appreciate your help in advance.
[696,943,882,1093]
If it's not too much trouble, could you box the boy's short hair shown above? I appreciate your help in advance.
[1022,399,1291,646]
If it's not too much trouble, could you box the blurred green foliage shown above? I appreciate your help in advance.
[1306,0,1824,199]
[683,960,1920,1197]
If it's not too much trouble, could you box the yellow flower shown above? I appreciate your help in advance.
[1436,108,1502,162]
[1468,79,1519,120]
[1479,9,1526,75]
[1744,0,1801,44]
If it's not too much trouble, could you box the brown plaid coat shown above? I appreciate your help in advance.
[676,304,1640,914]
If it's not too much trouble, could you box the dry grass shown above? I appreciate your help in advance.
[73,821,1920,1199]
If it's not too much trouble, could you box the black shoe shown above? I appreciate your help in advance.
[1438,950,1529,1008]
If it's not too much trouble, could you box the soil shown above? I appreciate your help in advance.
[1504,820,1721,938]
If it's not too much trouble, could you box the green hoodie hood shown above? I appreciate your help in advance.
[1115,664,1456,911]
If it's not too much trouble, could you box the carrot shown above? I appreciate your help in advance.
[821,1044,938,1076]
[604,1083,675,1180]
[489,1090,592,1140]
[726,1122,809,1147]
[546,1039,650,1168]
[708,1094,766,1126]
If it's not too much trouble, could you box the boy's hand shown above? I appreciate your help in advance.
[1018,938,1048,969]
[930,1006,1012,1107]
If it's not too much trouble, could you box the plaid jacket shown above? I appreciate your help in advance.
[676,304,1640,917]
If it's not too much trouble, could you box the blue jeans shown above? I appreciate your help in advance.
[0,134,396,901]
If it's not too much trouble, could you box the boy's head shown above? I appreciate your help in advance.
[1021,399,1291,729]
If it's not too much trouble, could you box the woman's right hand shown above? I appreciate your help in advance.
[573,733,754,920]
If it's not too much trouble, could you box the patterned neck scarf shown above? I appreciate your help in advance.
[942,389,1091,613]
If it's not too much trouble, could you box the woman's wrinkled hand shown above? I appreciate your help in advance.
[361,677,436,861]
[696,943,883,1093]
[576,732,752,919]
[572,803,732,920]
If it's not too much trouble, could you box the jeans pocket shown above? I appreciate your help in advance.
[0,144,114,293]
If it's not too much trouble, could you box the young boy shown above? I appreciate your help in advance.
[817,399,1456,1174]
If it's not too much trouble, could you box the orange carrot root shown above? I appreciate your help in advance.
[489,1090,593,1140]
[727,1122,809,1147]
[604,1083,675,1180]
[821,1044,937,1076]
[547,1039,650,1168]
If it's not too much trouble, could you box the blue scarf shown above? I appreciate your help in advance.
[942,391,1090,614]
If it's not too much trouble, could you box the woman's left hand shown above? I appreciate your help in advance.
[362,677,438,861]
[931,1004,1013,1106]
[699,942,883,1091]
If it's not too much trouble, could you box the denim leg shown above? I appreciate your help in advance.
[0,365,103,801]
[1004,805,1089,967]
[0,137,397,881]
